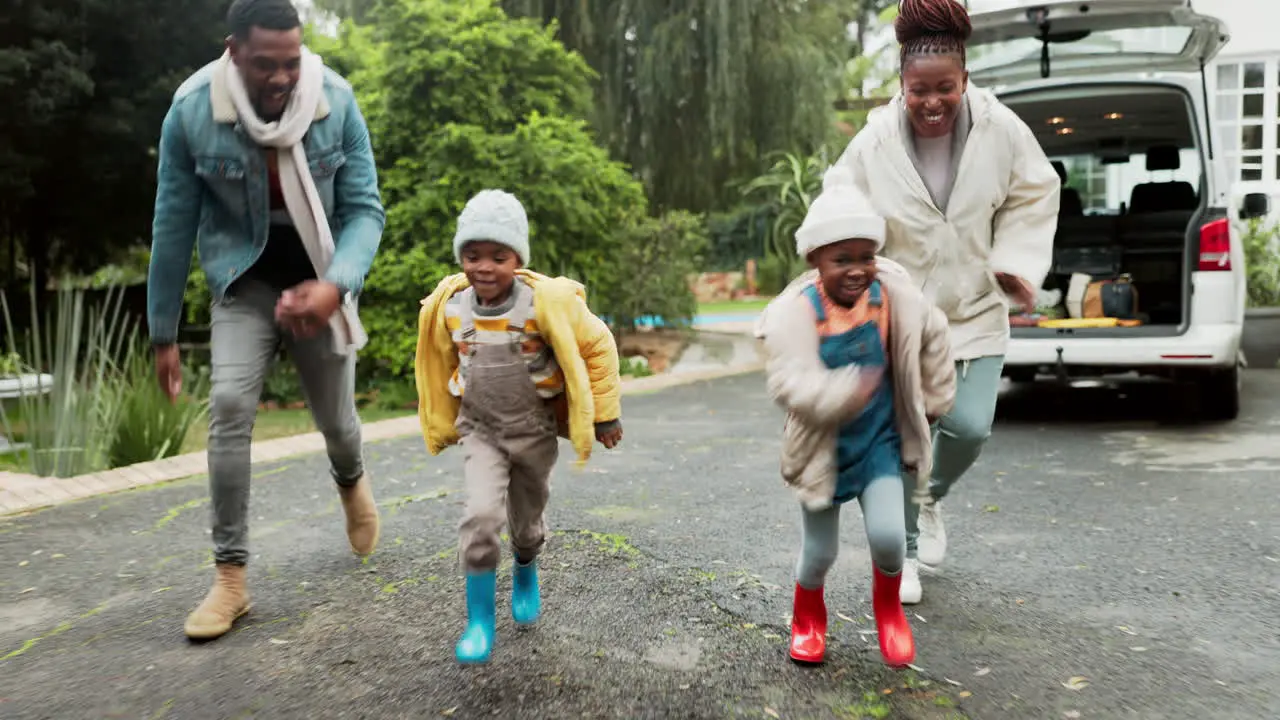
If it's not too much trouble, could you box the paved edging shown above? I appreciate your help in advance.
[0,363,765,517]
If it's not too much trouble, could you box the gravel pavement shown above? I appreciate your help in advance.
[3,370,1279,719]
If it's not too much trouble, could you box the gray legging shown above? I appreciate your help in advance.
[796,474,905,588]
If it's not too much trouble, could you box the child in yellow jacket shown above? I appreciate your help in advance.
[415,189,623,664]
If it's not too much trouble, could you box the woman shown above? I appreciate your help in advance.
[835,0,1060,603]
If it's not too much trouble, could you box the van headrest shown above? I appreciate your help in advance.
[1147,145,1181,172]
[1051,160,1068,183]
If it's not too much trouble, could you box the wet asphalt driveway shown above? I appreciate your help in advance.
[2,370,1279,719]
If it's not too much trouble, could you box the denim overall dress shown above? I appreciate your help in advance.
[803,280,902,504]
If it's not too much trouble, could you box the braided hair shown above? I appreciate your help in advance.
[895,0,973,70]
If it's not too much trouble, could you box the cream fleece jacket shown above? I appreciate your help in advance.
[756,259,957,511]
[836,85,1060,360]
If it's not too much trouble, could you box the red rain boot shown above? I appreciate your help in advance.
[789,583,827,664]
[872,566,915,667]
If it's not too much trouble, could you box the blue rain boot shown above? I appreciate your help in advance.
[511,557,541,625]
[455,571,496,664]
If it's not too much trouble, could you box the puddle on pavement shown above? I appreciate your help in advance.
[1104,430,1280,471]
[666,332,763,375]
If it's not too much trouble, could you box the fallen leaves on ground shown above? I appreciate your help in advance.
[1062,676,1090,691]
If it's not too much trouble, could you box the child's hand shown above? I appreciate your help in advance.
[848,365,885,411]
[595,420,623,449]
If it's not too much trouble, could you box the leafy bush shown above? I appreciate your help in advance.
[261,360,303,407]
[705,204,774,273]
[183,263,211,328]
[351,0,595,177]
[755,254,793,296]
[1243,218,1280,308]
[380,116,646,279]
[360,245,451,379]
[0,351,21,376]
[620,357,654,378]
[317,0,650,378]
[360,376,420,411]
[593,210,708,333]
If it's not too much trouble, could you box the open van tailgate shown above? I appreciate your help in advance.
[1006,322,1240,368]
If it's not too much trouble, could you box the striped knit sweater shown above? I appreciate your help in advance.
[444,278,565,399]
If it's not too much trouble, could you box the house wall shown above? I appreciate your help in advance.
[1205,0,1280,201]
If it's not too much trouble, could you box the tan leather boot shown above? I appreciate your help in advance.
[184,563,251,640]
[338,473,380,556]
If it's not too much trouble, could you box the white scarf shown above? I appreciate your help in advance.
[222,48,367,355]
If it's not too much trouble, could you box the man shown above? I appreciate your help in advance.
[147,0,385,641]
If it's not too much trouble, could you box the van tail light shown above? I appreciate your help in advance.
[1198,218,1232,271]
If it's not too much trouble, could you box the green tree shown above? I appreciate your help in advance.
[500,0,851,213]
[314,0,653,377]
[0,0,232,290]
[311,0,379,24]
[593,210,708,333]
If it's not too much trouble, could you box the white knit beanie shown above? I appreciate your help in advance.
[453,189,531,265]
[794,164,885,258]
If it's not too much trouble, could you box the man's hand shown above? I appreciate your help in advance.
[275,280,343,338]
[596,420,624,449]
[995,272,1037,313]
[155,344,182,404]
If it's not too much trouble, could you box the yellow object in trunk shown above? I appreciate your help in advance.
[1037,317,1121,329]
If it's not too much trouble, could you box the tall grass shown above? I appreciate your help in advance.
[0,282,207,477]
[109,347,208,468]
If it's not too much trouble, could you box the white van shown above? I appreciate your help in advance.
[965,0,1272,420]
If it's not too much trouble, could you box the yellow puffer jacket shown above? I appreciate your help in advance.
[415,270,621,464]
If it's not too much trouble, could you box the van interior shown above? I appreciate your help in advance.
[1000,84,1204,336]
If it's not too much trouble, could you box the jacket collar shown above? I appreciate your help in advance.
[210,55,331,125]
[878,83,995,147]
[876,84,997,216]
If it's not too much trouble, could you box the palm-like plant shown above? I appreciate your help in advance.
[741,149,831,284]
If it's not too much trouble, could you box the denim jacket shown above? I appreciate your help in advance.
[147,59,385,344]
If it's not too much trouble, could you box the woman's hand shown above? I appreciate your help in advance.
[995,272,1037,313]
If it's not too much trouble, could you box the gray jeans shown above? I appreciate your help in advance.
[207,279,363,565]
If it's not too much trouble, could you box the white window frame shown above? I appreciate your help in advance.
[1210,56,1280,188]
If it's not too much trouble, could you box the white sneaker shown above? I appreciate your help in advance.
[900,558,922,605]
[917,501,947,567]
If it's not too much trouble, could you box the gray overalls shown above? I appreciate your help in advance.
[454,289,561,572]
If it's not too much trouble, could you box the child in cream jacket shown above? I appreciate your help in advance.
[756,165,956,668]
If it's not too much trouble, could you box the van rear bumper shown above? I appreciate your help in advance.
[1005,323,1241,369]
